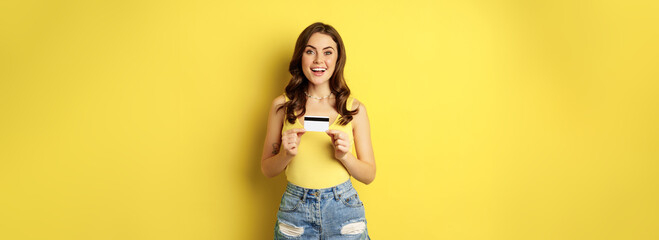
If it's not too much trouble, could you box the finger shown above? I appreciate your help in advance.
[335,139,347,147]
[285,142,293,148]
[291,128,306,138]
[285,128,306,136]
[326,130,341,142]
[338,143,350,152]
[337,145,349,153]
[326,129,339,136]
[291,128,306,134]
[328,130,348,140]
[328,133,336,142]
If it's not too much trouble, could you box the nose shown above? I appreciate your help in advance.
[313,53,324,64]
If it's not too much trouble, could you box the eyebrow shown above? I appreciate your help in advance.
[306,45,335,50]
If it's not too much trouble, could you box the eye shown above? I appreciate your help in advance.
[306,50,315,55]
[324,51,332,55]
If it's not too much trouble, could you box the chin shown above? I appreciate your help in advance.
[304,74,331,85]
[309,78,331,86]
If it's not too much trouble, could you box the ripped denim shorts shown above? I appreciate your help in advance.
[274,179,370,240]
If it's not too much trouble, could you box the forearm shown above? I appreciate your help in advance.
[261,151,293,178]
[340,154,376,185]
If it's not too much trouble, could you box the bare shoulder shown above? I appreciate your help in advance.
[271,94,287,112]
[273,94,286,106]
[351,98,366,112]
[350,98,371,142]
[351,98,369,127]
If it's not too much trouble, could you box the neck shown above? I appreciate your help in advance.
[306,83,332,98]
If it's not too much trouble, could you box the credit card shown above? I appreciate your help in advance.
[304,116,330,132]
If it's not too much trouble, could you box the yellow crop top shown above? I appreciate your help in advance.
[281,94,356,189]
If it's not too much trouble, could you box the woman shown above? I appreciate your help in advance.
[261,22,376,239]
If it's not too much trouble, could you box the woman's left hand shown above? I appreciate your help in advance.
[326,129,351,161]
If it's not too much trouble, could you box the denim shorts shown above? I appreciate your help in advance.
[274,179,370,239]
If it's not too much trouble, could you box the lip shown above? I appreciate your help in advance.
[310,66,327,76]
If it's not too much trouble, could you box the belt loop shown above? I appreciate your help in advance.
[333,187,339,200]
[302,189,309,202]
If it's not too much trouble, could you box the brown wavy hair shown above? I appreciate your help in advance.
[277,22,358,126]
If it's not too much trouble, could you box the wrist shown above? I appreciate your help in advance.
[280,151,294,161]
[338,153,349,162]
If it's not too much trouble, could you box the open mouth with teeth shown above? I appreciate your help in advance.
[310,67,328,77]
[311,67,327,73]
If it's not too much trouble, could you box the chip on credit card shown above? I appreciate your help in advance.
[304,116,330,132]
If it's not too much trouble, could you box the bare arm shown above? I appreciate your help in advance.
[260,95,305,178]
[327,100,376,184]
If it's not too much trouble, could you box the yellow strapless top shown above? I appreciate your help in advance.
[281,94,355,189]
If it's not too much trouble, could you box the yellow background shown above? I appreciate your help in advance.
[1,0,658,239]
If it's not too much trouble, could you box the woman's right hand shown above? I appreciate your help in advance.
[281,128,306,157]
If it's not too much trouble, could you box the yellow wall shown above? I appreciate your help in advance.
[1,0,658,239]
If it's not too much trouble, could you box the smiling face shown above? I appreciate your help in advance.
[301,33,338,86]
